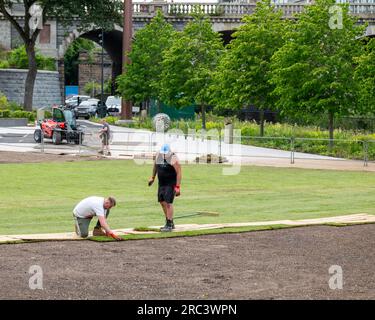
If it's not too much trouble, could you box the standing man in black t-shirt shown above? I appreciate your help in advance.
[148,144,182,232]
[98,119,111,156]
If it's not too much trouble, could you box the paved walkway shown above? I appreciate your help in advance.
[0,121,341,160]
[0,214,374,244]
[1,122,374,171]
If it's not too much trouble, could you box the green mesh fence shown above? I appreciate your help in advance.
[150,100,195,120]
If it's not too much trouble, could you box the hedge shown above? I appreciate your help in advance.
[0,109,35,122]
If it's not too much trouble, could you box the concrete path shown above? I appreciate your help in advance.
[1,122,373,171]
[0,121,343,161]
[1,213,374,244]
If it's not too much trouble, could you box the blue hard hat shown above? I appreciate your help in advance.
[160,144,171,154]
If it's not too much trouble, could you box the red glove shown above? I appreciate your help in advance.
[174,185,181,196]
[106,231,123,241]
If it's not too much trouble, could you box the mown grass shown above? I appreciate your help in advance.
[0,161,375,234]
[1,160,375,235]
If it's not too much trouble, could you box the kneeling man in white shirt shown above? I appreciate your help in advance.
[73,196,122,240]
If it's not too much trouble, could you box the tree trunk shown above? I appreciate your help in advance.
[157,99,161,113]
[24,44,37,111]
[328,111,334,151]
[201,104,206,130]
[259,109,265,137]
[57,59,65,102]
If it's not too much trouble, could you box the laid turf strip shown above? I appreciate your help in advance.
[90,225,292,242]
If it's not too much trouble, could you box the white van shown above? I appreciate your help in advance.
[105,96,140,115]
[106,96,122,115]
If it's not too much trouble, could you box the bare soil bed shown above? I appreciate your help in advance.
[0,224,373,300]
[0,151,104,164]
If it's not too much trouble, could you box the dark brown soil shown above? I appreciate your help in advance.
[0,151,104,164]
[0,224,374,300]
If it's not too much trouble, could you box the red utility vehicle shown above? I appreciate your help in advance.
[34,107,84,145]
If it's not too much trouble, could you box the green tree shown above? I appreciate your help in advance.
[355,38,375,114]
[270,0,364,145]
[83,81,101,97]
[160,13,223,129]
[0,0,122,111]
[104,78,113,95]
[211,0,287,136]
[117,10,176,110]
[64,38,95,85]
[83,80,112,96]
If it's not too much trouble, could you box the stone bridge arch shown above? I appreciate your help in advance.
[58,24,125,96]
[58,24,123,59]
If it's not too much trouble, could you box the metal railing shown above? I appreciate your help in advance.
[132,2,375,17]
[1,2,374,20]
[145,131,375,166]
[3,128,375,168]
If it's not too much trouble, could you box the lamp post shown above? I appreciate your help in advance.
[121,0,133,120]
[100,28,104,107]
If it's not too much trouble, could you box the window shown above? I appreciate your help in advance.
[53,108,65,122]
[39,24,51,44]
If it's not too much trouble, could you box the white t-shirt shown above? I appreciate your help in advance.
[73,196,107,219]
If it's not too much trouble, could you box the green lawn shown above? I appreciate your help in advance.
[0,160,374,235]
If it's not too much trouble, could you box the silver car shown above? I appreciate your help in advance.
[65,95,90,108]
[75,99,100,119]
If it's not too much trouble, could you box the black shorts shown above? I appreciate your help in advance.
[158,185,175,204]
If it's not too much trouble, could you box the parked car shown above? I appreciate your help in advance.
[75,99,100,119]
[105,96,140,116]
[65,95,90,108]
[106,96,121,116]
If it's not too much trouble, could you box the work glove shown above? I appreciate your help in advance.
[106,230,123,241]
[174,185,181,197]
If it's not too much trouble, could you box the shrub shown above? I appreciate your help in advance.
[0,92,8,109]
[7,46,56,71]
[11,110,35,122]
[38,56,56,71]
[172,119,189,134]
[0,109,11,118]
[104,116,118,125]
[7,46,29,69]
[44,110,52,119]
[0,60,10,69]
[8,101,23,111]
[206,121,224,131]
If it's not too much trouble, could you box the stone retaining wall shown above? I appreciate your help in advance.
[0,69,62,109]
[0,118,28,127]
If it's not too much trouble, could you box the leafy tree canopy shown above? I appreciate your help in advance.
[117,10,176,105]
[270,0,365,120]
